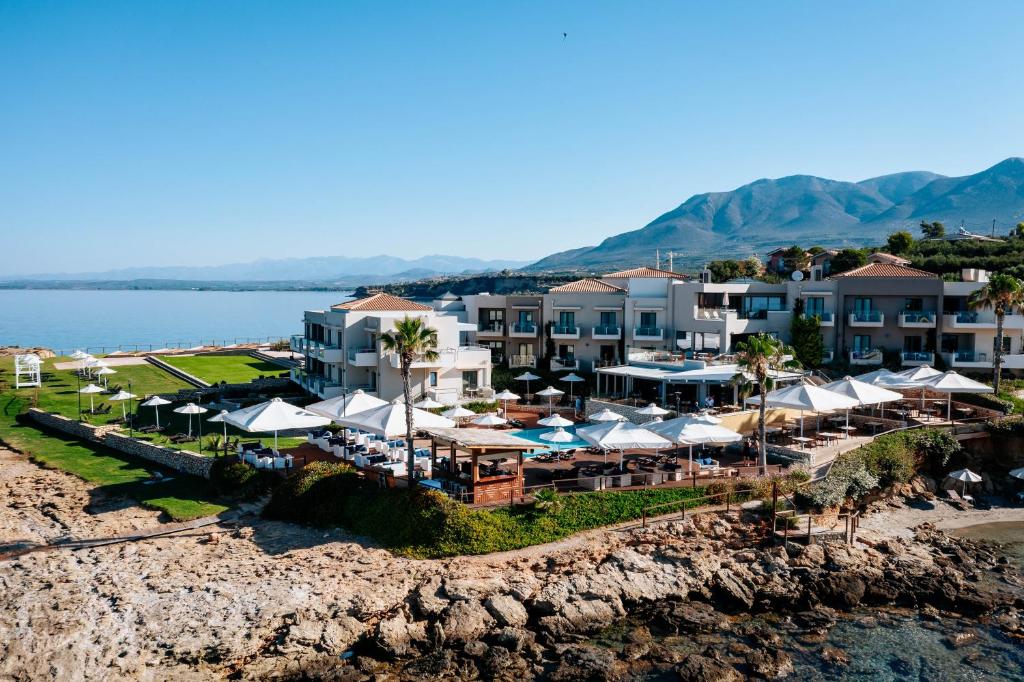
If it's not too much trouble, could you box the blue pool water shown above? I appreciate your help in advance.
[512,426,589,453]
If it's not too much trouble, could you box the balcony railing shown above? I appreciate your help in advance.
[850,311,883,322]
[592,325,621,338]
[955,350,987,362]
[803,311,833,322]
[551,325,580,337]
[898,310,937,327]
[509,354,537,368]
[511,323,537,335]
[551,356,579,371]
[634,326,663,338]
[477,322,504,334]
[902,351,934,364]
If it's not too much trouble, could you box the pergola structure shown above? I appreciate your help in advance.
[422,427,540,505]
[14,354,42,389]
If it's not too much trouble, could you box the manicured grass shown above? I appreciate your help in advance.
[0,358,228,521]
[162,354,286,385]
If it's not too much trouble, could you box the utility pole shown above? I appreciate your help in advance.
[655,249,660,270]
[992,218,997,237]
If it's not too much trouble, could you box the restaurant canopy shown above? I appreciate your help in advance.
[306,389,387,421]
[224,397,329,449]
[338,400,456,438]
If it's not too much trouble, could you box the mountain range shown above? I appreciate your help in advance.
[5,254,530,284]
[527,157,1024,271]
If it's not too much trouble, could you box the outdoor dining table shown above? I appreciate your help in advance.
[790,436,815,450]
[837,425,857,438]
[816,431,843,445]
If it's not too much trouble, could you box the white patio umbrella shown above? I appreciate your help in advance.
[70,350,90,360]
[174,402,208,438]
[648,417,743,471]
[1009,467,1024,481]
[561,373,585,401]
[79,383,105,412]
[536,386,565,416]
[635,402,670,423]
[414,397,446,409]
[852,368,898,385]
[94,366,117,387]
[207,409,231,449]
[493,389,521,418]
[746,383,859,437]
[472,412,507,428]
[948,468,982,497]
[577,420,672,467]
[515,372,541,397]
[140,395,171,429]
[538,413,574,428]
[442,405,476,422]
[338,400,456,438]
[589,408,627,423]
[107,390,136,421]
[306,389,387,421]
[877,365,945,412]
[539,427,575,453]
[822,375,903,425]
[223,397,329,450]
[84,357,108,378]
[919,371,994,420]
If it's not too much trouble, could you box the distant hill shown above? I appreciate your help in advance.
[527,158,1024,271]
[7,254,531,283]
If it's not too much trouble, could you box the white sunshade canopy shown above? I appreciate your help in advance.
[851,368,898,385]
[561,373,585,383]
[494,389,521,401]
[536,386,565,397]
[224,397,330,448]
[663,363,804,385]
[207,409,230,423]
[94,366,117,376]
[413,397,446,409]
[1008,467,1024,480]
[589,408,627,423]
[471,413,507,427]
[635,402,670,416]
[442,405,476,419]
[822,376,904,406]
[648,418,743,446]
[174,402,209,415]
[140,396,171,407]
[306,389,388,421]
[948,468,983,483]
[877,365,943,388]
[338,400,456,437]
[537,414,574,428]
[539,427,575,444]
[70,350,90,360]
[746,383,860,412]
[107,390,136,401]
[515,372,541,382]
[920,371,993,394]
[576,421,672,451]
[79,383,105,394]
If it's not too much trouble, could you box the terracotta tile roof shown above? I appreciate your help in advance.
[831,263,937,279]
[867,252,911,266]
[549,278,625,293]
[603,266,685,279]
[332,292,433,311]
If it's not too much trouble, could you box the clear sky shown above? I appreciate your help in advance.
[2,1,1023,275]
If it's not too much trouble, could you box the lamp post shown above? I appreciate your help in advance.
[76,371,82,422]
[128,381,133,438]
[197,398,203,456]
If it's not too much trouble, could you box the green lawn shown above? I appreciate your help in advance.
[0,357,228,521]
[162,354,287,385]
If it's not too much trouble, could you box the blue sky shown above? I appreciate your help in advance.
[2,1,1023,275]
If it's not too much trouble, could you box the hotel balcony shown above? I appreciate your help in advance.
[592,325,622,340]
[476,322,505,338]
[509,323,538,338]
[306,340,345,363]
[849,349,883,365]
[942,350,991,369]
[633,326,664,341]
[509,354,537,368]
[388,346,492,370]
[942,311,1024,329]
[898,311,937,328]
[848,311,884,327]
[551,325,581,340]
[802,311,834,327]
[901,351,935,367]
[289,335,307,353]
[550,356,579,372]
[822,349,834,363]
[348,348,378,367]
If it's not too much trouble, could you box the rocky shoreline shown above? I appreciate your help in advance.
[1,445,1022,680]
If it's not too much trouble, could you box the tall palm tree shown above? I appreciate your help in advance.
[735,334,800,474]
[381,316,439,485]
[968,273,1024,394]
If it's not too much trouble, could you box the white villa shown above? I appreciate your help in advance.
[290,293,492,404]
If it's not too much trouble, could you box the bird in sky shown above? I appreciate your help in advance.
[562,32,567,40]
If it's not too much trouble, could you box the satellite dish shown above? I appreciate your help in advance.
[791,271,805,281]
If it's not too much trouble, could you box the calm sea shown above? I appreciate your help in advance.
[0,289,352,354]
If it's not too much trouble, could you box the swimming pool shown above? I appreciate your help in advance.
[511,426,589,454]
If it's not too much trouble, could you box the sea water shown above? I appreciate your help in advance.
[0,289,352,353]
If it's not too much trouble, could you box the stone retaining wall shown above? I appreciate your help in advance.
[27,408,214,479]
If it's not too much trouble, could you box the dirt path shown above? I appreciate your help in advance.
[858,498,1024,539]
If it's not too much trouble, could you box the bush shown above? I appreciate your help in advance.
[209,459,278,499]
[956,391,1014,414]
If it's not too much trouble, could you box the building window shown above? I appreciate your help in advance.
[600,344,616,361]
[517,343,532,358]
[639,311,657,329]
[428,371,438,387]
[903,336,924,352]
[599,311,617,327]
[904,297,924,312]
[995,336,1012,353]
[853,298,872,314]
[805,297,825,316]
[557,311,576,331]
[557,343,575,360]
[462,370,479,391]
[853,335,871,352]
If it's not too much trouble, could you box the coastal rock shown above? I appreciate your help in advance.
[745,648,795,678]
[412,575,448,617]
[549,645,624,681]
[820,646,849,667]
[713,568,755,611]
[814,574,866,610]
[674,654,742,682]
[374,611,427,658]
[648,600,730,634]
[441,599,496,643]
[484,594,529,628]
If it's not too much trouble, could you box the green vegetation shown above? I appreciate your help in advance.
[886,230,914,255]
[919,220,946,240]
[790,298,824,367]
[162,354,286,384]
[802,428,962,508]
[0,357,227,520]
[968,273,1024,394]
[265,461,811,557]
[735,333,800,470]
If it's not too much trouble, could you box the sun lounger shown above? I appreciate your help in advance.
[943,489,971,510]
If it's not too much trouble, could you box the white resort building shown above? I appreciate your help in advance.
[290,293,492,404]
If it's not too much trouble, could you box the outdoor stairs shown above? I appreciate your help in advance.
[774,510,848,545]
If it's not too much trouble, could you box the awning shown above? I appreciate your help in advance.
[595,365,675,380]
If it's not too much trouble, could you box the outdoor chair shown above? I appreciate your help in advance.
[942,489,971,510]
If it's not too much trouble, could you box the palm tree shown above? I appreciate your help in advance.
[735,334,800,474]
[381,316,439,485]
[968,273,1024,394]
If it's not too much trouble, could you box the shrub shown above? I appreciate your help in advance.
[956,391,1014,414]
[533,488,563,513]
[209,459,278,499]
